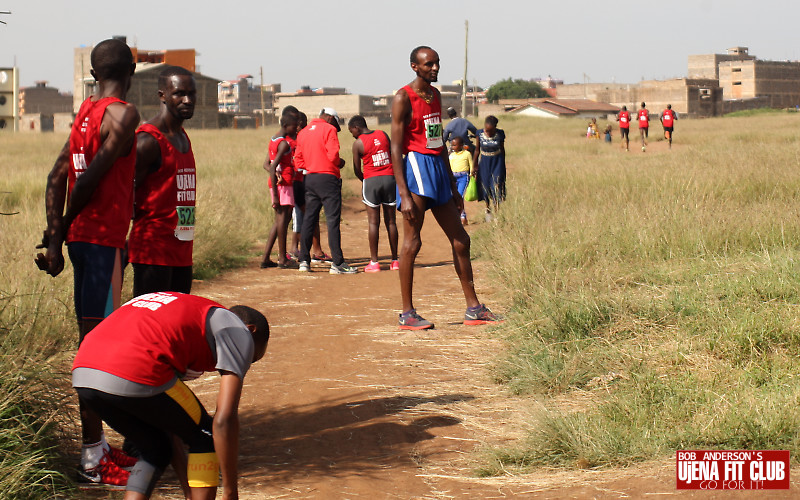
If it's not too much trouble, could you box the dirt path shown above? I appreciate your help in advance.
[152,177,798,499]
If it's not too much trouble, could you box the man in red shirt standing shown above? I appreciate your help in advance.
[391,46,501,330]
[660,104,678,149]
[637,102,650,152]
[348,114,399,273]
[616,105,631,152]
[130,66,197,296]
[294,108,357,274]
[35,38,139,485]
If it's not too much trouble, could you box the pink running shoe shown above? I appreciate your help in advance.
[364,261,381,273]
[390,260,400,271]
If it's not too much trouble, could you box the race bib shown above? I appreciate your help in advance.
[424,117,443,149]
[175,205,195,241]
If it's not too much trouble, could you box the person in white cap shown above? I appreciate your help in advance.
[294,108,357,274]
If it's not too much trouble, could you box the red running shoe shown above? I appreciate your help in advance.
[399,309,434,330]
[78,452,130,486]
[107,445,137,470]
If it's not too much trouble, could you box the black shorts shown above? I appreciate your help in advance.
[663,126,674,133]
[639,127,649,137]
[132,263,193,297]
[620,128,630,139]
[293,178,306,207]
[362,175,397,208]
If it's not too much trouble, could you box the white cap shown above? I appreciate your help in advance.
[321,107,339,120]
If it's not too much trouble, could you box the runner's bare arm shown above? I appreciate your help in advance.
[64,102,139,231]
[134,131,161,189]
[268,140,291,208]
[352,139,364,181]
[35,141,70,276]
[214,371,243,500]
[390,89,416,221]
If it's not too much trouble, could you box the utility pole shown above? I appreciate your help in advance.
[461,20,469,117]
[259,66,265,128]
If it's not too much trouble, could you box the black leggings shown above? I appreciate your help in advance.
[77,381,213,494]
[132,263,193,297]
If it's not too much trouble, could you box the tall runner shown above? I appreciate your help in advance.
[660,104,677,149]
[35,38,139,485]
[617,105,631,152]
[391,46,501,330]
[130,66,197,296]
[348,115,399,272]
[637,102,650,152]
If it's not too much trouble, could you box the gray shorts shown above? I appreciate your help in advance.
[362,175,397,208]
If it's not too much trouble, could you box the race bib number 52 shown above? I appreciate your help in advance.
[424,117,443,149]
[175,206,195,241]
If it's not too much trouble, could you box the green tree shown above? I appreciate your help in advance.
[486,78,549,103]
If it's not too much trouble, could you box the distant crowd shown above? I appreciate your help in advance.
[587,102,678,151]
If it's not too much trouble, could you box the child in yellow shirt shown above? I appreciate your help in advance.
[449,136,474,224]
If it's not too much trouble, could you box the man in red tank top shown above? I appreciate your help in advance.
[617,105,631,152]
[130,66,198,296]
[637,102,650,152]
[391,46,502,330]
[660,104,678,149]
[72,292,269,499]
[348,114,399,272]
[35,38,140,486]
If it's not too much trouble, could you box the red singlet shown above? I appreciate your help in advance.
[67,97,136,248]
[128,124,196,267]
[662,109,675,127]
[402,85,444,155]
[72,292,222,387]
[638,109,649,128]
[268,136,295,187]
[618,110,631,129]
[360,130,393,178]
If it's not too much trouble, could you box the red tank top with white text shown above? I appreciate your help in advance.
[360,130,393,178]
[268,136,294,187]
[128,123,196,267]
[618,110,631,129]
[72,292,222,386]
[638,109,649,128]
[67,97,136,248]
[662,109,675,127]
[402,85,444,155]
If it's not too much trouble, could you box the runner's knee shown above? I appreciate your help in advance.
[127,459,166,497]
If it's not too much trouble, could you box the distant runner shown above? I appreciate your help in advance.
[637,101,649,152]
[617,105,631,152]
[348,115,399,273]
[391,45,502,330]
[660,104,678,149]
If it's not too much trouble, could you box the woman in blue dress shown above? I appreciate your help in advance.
[474,115,506,221]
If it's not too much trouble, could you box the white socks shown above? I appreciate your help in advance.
[81,432,110,470]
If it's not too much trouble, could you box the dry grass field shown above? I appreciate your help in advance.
[2,110,800,495]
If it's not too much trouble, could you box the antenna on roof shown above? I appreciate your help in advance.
[0,11,11,24]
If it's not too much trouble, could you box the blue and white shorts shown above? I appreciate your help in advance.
[397,151,453,211]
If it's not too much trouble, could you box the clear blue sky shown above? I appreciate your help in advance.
[2,0,799,95]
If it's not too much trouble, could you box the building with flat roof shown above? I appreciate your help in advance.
[19,81,72,116]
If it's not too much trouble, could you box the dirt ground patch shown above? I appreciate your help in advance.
[135,179,798,499]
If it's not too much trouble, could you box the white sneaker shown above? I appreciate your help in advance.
[299,261,310,272]
[330,262,358,274]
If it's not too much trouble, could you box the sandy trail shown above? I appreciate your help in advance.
[146,176,798,499]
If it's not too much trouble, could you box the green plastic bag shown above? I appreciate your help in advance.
[463,176,478,202]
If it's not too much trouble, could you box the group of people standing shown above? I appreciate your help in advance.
[615,102,679,151]
[31,39,502,498]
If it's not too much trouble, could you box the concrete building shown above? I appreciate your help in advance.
[19,81,72,116]
[218,76,279,116]
[555,47,800,117]
[74,38,221,128]
[275,92,390,125]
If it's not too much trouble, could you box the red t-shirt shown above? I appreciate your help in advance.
[360,130,393,178]
[128,124,195,267]
[618,111,631,129]
[662,109,675,127]
[67,97,136,248]
[268,136,294,187]
[402,85,444,155]
[72,292,221,387]
[286,135,305,182]
[638,109,649,128]
[294,118,342,178]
